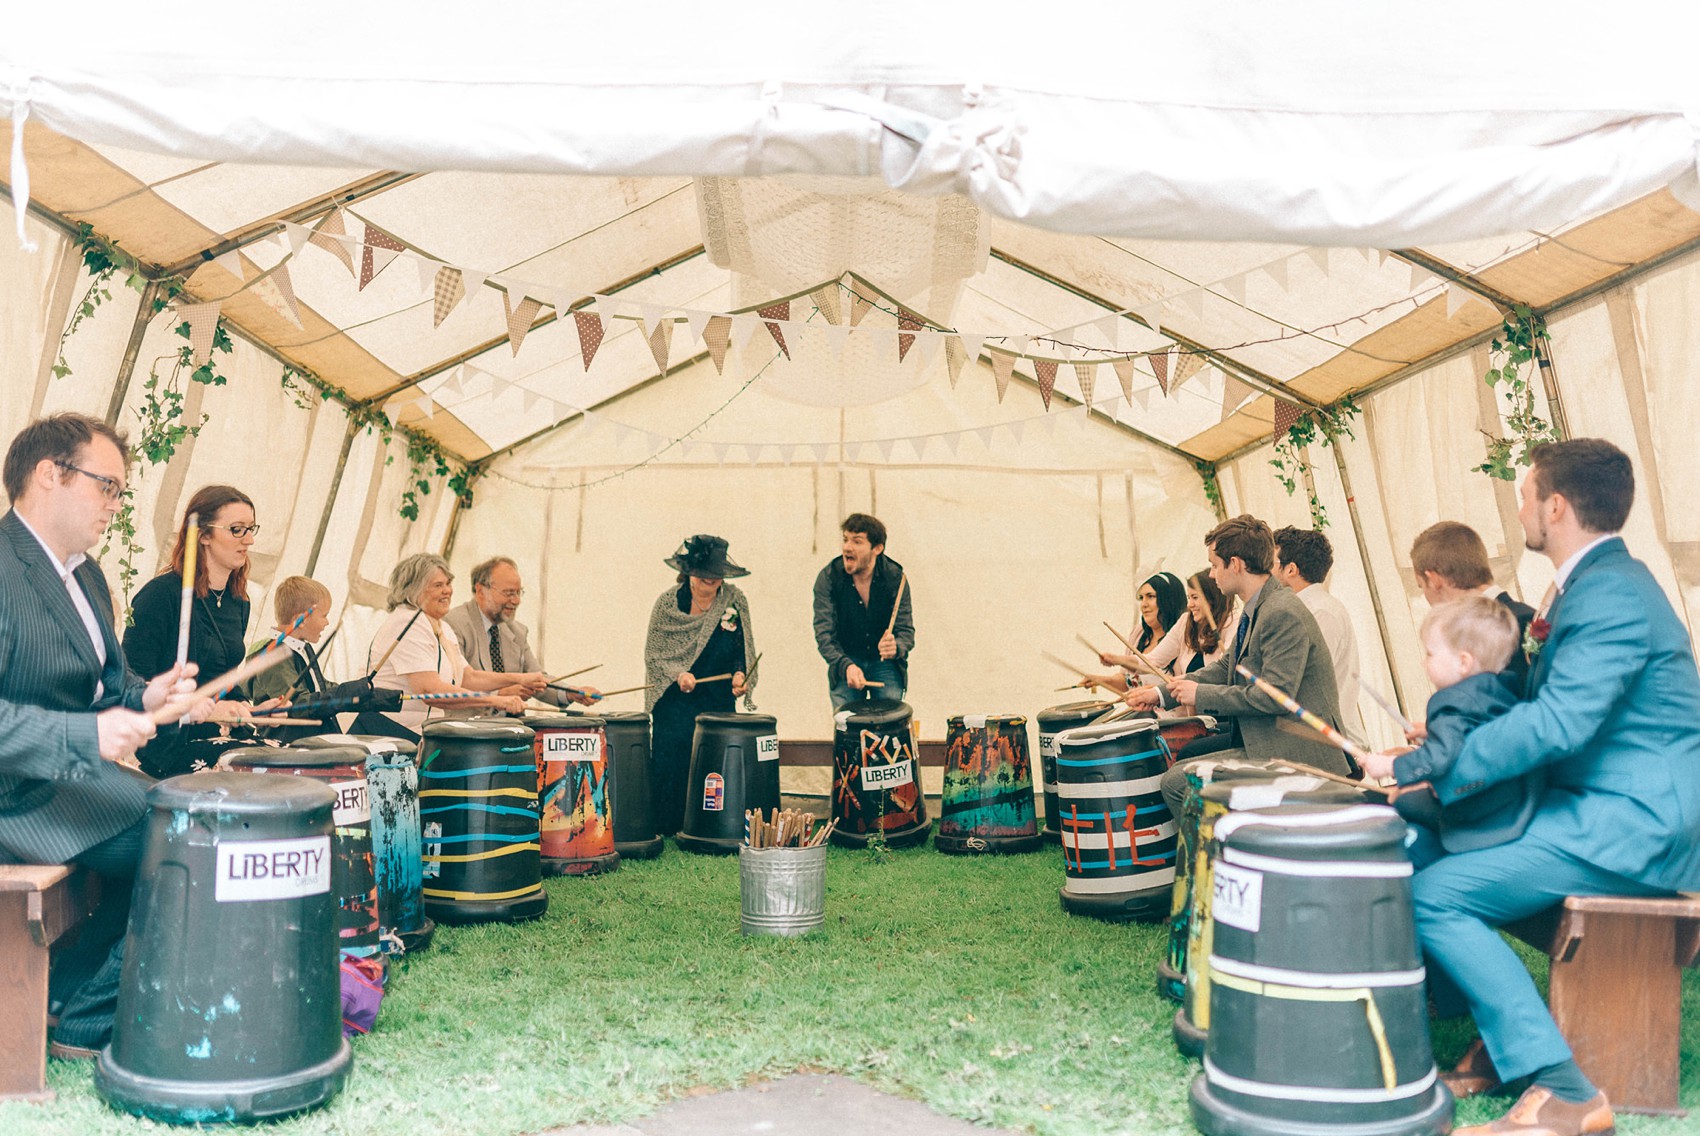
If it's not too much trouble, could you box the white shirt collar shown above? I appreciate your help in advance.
[480,608,498,634]
[14,511,86,578]
[1554,533,1617,593]
[281,634,308,654]
[1473,583,1507,601]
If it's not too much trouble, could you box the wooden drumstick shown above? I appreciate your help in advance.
[1235,664,1372,764]
[174,513,198,669]
[150,648,296,725]
[1042,650,1112,691]
[884,573,908,639]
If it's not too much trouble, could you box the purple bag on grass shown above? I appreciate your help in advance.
[340,955,387,1037]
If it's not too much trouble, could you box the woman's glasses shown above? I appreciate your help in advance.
[204,523,261,539]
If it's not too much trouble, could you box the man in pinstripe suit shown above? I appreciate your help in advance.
[0,414,198,1055]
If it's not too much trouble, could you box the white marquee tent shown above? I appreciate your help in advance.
[5,4,1700,749]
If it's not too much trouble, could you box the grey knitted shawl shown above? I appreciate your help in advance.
[643,580,757,713]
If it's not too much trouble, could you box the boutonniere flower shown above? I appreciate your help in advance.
[720,606,739,633]
[1523,617,1551,660]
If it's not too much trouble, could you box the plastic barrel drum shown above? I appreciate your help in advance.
[418,718,547,923]
[95,773,350,1123]
[1192,804,1452,1136]
[1158,756,1301,1004]
[299,733,434,953]
[829,699,929,849]
[226,744,380,957]
[603,710,663,859]
[1035,700,1114,844]
[937,714,1041,854]
[1054,718,1176,920]
[678,713,781,854]
[531,714,619,876]
[1155,714,1218,759]
[1175,777,1367,1058]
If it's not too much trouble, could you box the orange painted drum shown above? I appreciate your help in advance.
[530,714,619,877]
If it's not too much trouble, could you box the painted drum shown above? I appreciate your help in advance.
[1158,754,1298,1004]
[1191,804,1452,1136]
[95,773,350,1124]
[226,744,380,957]
[678,713,781,854]
[602,710,663,859]
[1035,700,1115,844]
[1175,777,1367,1058]
[1054,718,1175,921]
[530,714,619,877]
[1155,714,1219,760]
[298,733,433,953]
[829,699,929,849]
[937,713,1040,854]
[417,718,546,924]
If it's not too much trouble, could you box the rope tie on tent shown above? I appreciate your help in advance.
[819,89,1025,208]
[6,73,37,252]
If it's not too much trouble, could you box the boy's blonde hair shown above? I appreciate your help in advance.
[274,575,332,624]
[1421,596,1519,674]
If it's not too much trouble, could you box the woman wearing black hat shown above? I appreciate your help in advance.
[644,535,759,836]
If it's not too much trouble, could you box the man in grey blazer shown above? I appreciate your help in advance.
[0,414,198,1054]
[444,556,596,708]
[1126,515,1350,812]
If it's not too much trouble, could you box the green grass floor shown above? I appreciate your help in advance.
[9,837,1700,1136]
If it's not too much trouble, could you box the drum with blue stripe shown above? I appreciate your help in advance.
[1053,718,1176,920]
[418,718,547,924]
[1035,700,1114,844]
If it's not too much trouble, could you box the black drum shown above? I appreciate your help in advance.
[678,713,781,854]
[1036,700,1115,844]
[418,718,546,924]
[1192,804,1451,1136]
[1054,718,1175,921]
[830,699,928,849]
[603,710,663,859]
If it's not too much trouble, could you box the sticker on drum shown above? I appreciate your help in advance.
[756,735,780,762]
[1212,861,1263,932]
[215,836,332,903]
[834,711,853,733]
[328,779,371,826]
[703,772,725,811]
[860,758,914,790]
[962,714,988,729]
[421,822,442,879]
[544,732,604,761]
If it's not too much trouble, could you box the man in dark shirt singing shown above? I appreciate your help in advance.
[812,513,914,710]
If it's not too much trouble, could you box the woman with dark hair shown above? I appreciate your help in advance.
[644,535,758,836]
[1087,570,1188,691]
[124,485,262,777]
[1157,570,1236,675]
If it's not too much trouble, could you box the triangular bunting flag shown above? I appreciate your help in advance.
[1093,314,1120,346]
[1133,387,1153,411]
[462,271,488,295]
[1112,357,1136,405]
[178,302,221,366]
[913,330,943,372]
[647,318,674,373]
[1009,334,1030,357]
[990,352,1015,403]
[1135,302,1163,332]
[1072,361,1097,411]
[1306,246,1330,274]
[823,324,852,359]
[1178,290,1205,321]
[1034,359,1058,410]
[309,209,356,278]
[958,332,985,362]
[1264,258,1290,293]
[1445,283,1467,319]
[1221,375,1256,419]
[1273,398,1304,439]
[414,254,437,295]
[212,249,244,280]
[1149,348,1171,395]
[938,431,961,456]
[849,290,873,327]
[251,264,302,329]
[1172,351,1206,392]
[896,308,922,362]
[703,315,732,373]
[810,442,833,464]
[874,438,896,461]
[502,292,544,356]
[812,285,841,325]
[974,426,995,450]
[432,266,465,328]
[437,366,465,397]
[282,222,310,257]
[757,302,791,359]
[636,303,665,338]
[944,336,967,387]
[1220,273,1247,307]
[685,308,712,344]
[574,310,605,371]
[360,222,405,288]
[731,313,764,350]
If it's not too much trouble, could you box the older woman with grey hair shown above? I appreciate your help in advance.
[364,552,547,739]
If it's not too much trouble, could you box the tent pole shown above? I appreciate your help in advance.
[1330,442,1409,720]
[104,280,165,426]
[305,416,360,576]
[1533,334,1572,441]
[441,491,468,561]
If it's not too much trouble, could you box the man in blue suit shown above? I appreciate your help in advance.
[1414,439,1700,1136]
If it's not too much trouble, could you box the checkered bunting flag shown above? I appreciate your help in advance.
[432,267,466,328]
[308,209,356,278]
[990,351,1015,403]
[178,302,221,366]
[574,311,605,371]
[252,263,302,329]
[848,290,873,327]
[503,293,543,356]
[703,315,732,373]
[1274,397,1304,440]
[1072,361,1097,411]
[1148,348,1171,395]
[757,302,791,360]
[1034,359,1058,410]
[1172,350,1206,393]
[359,226,407,291]
[897,309,922,362]
[647,318,673,373]
[944,336,966,387]
[812,285,841,325]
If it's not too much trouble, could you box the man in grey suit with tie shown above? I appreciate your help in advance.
[0,414,198,1055]
[444,556,597,708]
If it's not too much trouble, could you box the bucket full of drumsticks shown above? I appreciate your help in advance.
[738,808,833,937]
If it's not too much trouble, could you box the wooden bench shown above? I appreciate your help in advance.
[1507,893,1700,1116]
[0,865,94,1102]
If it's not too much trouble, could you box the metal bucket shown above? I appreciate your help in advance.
[738,844,827,937]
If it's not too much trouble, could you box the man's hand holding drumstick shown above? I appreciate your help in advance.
[98,661,211,770]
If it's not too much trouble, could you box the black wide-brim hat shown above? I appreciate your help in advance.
[665,534,749,579]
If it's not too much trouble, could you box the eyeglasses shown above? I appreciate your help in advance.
[55,462,126,502]
[478,584,525,600]
[204,523,261,539]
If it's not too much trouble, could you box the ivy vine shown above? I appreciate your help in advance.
[1193,460,1224,516]
[1475,305,1559,481]
[1268,397,1361,529]
[52,224,165,380]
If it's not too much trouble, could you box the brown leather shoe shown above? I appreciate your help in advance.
[47,1040,100,1061]
[1442,1039,1502,1100]
[1455,1086,1615,1136]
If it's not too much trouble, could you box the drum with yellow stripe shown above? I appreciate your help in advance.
[418,718,547,924]
[1191,804,1450,1136]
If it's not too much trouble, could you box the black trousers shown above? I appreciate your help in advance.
[51,818,147,1048]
